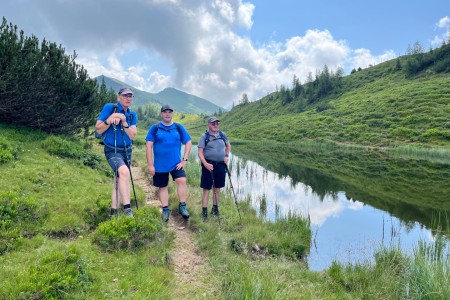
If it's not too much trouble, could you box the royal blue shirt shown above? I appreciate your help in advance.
[97,102,137,148]
[146,122,191,172]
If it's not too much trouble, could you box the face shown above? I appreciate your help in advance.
[118,93,133,109]
[161,110,173,123]
[208,121,220,131]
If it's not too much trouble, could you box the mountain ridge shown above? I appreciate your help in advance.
[96,75,224,115]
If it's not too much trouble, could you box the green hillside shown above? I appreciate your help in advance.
[220,44,450,148]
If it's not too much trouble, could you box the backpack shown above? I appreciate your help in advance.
[204,130,227,147]
[94,104,118,139]
[151,122,182,143]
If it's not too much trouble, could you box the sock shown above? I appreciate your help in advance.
[202,207,207,212]
[123,204,131,209]
[163,206,169,211]
[180,202,186,207]
[212,204,218,209]
[110,208,118,215]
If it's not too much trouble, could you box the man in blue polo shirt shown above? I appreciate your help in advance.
[145,104,192,222]
[95,87,138,217]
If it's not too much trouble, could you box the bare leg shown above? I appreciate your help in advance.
[175,177,188,203]
[202,189,210,207]
[159,186,169,207]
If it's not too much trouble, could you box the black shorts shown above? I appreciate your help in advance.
[153,168,187,187]
[200,161,226,190]
[104,146,131,174]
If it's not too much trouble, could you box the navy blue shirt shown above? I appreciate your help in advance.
[97,102,137,148]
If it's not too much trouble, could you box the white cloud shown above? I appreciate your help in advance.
[351,48,396,70]
[0,0,400,107]
[436,16,450,28]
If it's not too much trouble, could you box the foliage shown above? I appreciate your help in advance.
[0,190,47,255]
[0,136,17,163]
[0,17,115,135]
[15,245,91,299]
[42,135,109,173]
[92,206,174,251]
[230,211,311,260]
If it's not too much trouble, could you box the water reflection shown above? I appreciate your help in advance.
[228,144,450,271]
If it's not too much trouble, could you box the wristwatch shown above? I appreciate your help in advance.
[182,158,188,161]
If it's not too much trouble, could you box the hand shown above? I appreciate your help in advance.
[148,165,155,176]
[176,160,187,170]
[224,157,229,164]
[206,162,214,171]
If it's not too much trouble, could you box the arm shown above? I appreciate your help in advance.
[176,140,192,170]
[224,141,231,164]
[146,141,155,176]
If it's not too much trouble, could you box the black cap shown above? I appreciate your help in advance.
[161,104,174,112]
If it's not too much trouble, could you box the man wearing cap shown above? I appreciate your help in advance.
[197,116,231,221]
[95,87,138,217]
[145,104,192,222]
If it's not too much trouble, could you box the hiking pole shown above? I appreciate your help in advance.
[120,125,138,209]
[113,125,119,218]
[211,169,220,225]
[224,164,242,223]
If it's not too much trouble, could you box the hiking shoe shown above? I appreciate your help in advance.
[162,209,171,222]
[211,205,219,216]
[178,204,190,219]
[109,208,118,219]
[202,208,208,222]
[124,207,133,217]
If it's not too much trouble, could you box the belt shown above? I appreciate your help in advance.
[206,159,224,165]
[104,144,132,151]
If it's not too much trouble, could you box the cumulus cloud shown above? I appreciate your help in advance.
[436,16,450,28]
[0,0,396,107]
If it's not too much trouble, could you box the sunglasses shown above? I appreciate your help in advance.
[210,122,220,125]
[121,94,133,98]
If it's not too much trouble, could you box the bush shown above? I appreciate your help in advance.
[0,137,16,163]
[92,206,173,251]
[0,190,47,254]
[16,245,91,299]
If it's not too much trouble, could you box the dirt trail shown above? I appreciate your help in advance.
[131,165,217,298]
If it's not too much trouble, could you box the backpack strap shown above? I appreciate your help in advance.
[152,122,182,143]
[204,130,227,147]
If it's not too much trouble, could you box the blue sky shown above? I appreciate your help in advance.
[1,0,449,108]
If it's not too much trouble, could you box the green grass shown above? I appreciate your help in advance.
[2,123,450,299]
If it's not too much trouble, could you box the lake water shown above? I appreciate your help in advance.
[225,144,450,271]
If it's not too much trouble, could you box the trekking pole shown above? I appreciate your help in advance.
[211,169,220,225]
[113,125,119,218]
[224,164,242,223]
[120,125,138,209]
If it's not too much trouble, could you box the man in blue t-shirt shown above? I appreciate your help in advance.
[145,104,192,222]
[95,87,138,218]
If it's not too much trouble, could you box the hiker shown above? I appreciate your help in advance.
[95,87,138,217]
[145,104,192,222]
[197,117,231,221]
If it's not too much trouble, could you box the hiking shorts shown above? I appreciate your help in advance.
[153,168,186,188]
[104,146,131,175]
[200,161,226,190]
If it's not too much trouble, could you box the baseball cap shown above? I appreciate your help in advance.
[161,104,174,112]
[118,87,133,95]
[208,117,220,123]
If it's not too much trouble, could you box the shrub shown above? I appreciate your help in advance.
[0,137,16,163]
[17,245,91,299]
[92,206,173,251]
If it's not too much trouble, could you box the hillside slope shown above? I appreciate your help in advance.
[220,49,450,148]
[96,75,223,114]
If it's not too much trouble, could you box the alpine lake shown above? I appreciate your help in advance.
[209,142,450,271]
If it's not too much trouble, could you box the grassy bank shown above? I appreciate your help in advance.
[1,123,449,299]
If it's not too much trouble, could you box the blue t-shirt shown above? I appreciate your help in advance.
[97,102,138,148]
[146,122,191,172]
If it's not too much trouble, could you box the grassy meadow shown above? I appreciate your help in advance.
[1,122,449,299]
